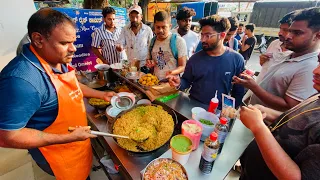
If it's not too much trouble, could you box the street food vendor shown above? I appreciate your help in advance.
[146,11,187,80]
[0,8,115,180]
[168,15,245,108]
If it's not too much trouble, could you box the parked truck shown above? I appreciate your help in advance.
[232,1,319,52]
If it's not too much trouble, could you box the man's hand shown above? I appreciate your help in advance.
[100,91,117,102]
[253,104,267,119]
[233,73,258,89]
[167,75,180,87]
[146,59,156,68]
[115,44,123,52]
[259,53,272,66]
[69,126,97,142]
[166,70,172,76]
[240,105,266,134]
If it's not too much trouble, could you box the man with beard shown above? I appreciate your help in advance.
[0,8,116,179]
[195,17,239,53]
[171,7,199,58]
[256,11,294,83]
[91,7,122,64]
[146,11,187,80]
[239,52,320,180]
[116,5,153,67]
[168,15,245,108]
[233,8,319,112]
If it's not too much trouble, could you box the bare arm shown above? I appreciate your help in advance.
[0,127,96,149]
[170,56,187,75]
[233,74,300,111]
[240,106,301,180]
[91,47,108,64]
[241,44,251,52]
[254,104,283,122]
[79,83,116,102]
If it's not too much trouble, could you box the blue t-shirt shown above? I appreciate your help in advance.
[180,48,245,108]
[0,44,68,164]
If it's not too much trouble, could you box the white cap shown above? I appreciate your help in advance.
[128,5,142,14]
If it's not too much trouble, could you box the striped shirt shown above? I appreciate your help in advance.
[91,24,121,64]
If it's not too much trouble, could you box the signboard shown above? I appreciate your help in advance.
[53,7,127,71]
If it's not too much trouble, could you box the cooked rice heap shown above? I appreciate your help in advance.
[113,105,174,152]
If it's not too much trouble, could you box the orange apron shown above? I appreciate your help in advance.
[30,46,92,180]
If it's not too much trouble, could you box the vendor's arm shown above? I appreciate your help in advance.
[91,30,108,64]
[0,77,95,149]
[79,83,116,102]
[0,126,96,149]
[233,73,300,111]
[240,105,301,180]
[167,36,187,76]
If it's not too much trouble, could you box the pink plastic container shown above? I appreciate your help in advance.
[181,120,203,150]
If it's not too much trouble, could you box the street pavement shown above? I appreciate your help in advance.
[246,50,262,73]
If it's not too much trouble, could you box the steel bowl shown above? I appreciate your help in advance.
[142,158,188,180]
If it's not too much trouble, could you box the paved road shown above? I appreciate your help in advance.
[246,50,262,73]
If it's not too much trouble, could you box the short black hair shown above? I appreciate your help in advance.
[176,7,196,20]
[154,11,171,23]
[102,6,116,18]
[279,11,295,25]
[28,8,75,39]
[199,15,231,33]
[245,23,255,32]
[228,17,239,31]
[239,23,244,27]
[292,7,320,32]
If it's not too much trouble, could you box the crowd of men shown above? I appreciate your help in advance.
[0,5,319,180]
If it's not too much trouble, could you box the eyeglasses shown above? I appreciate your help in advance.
[200,33,220,40]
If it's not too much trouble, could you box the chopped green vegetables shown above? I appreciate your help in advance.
[199,119,214,126]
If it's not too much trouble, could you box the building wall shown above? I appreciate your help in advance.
[0,0,36,70]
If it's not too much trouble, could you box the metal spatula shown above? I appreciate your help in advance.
[68,127,129,139]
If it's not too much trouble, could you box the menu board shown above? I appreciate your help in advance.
[53,7,127,71]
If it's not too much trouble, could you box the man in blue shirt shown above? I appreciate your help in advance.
[168,15,245,108]
[195,16,239,53]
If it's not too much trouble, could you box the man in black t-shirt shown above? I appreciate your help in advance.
[239,24,256,61]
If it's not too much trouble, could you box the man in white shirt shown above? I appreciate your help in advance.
[171,7,199,59]
[257,11,295,83]
[233,8,320,111]
[116,5,153,67]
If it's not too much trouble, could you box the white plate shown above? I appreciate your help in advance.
[110,63,123,70]
[137,99,152,105]
[94,64,110,71]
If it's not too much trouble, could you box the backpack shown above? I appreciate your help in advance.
[149,33,179,63]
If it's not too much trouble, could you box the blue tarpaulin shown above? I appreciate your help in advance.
[178,2,205,21]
